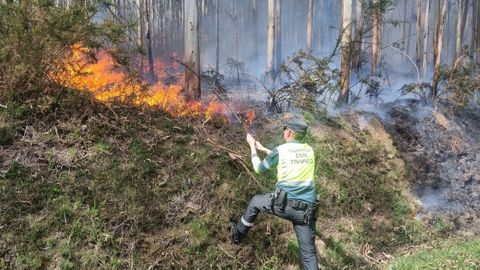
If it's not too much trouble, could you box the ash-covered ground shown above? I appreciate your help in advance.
[380,99,480,233]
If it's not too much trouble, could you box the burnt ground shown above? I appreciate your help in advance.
[379,99,480,234]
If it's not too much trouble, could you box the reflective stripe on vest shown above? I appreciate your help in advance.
[277,143,315,183]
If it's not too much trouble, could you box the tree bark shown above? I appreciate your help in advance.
[184,0,201,101]
[401,0,408,58]
[306,0,314,52]
[432,0,447,98]
[252,0,259,64]
[422,0,430,80]
[460,0,469,43]
[416,0,423,67]
[215,0,220,73]
[455,0,463,60]
[339,0,352,105]
[471,1,477,57]
[352,0,363,72]
[274,0,282,73]
[476,0,480,66]
[266,0,275,74]
[371,0,380,73]
[145,0,155,82]
[135,0,144,75]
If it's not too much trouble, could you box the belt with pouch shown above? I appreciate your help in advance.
[286,199,309,210]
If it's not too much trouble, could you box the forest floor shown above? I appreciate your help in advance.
[381,99,480,234]
[1,88,480,269]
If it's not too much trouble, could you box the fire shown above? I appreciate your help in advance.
[51,44,225,120]
[245,111,256,125]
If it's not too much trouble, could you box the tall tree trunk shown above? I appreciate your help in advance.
[401,0,408,58]
[274,0,282,73]
[460,0,469,42]
[136,0,142,48]
[471,1,477,57]
[406,4,414,58]
[215,0,220,73]
[184,0,201,101]
[266,0,275,74]
[476,0,480,66]
[352,0,363,72]
[371,0,379,73]
[339,0,352,105]
[136,0,144,75]
[317,0,324,51]
[432,0,447,98]
[416,0,423,67]
[145,0,155,82]
[306,0,314,52]
[233,0,240,85]
[422,0,430,80]
[455,0,464,61]
[252,0,259,64]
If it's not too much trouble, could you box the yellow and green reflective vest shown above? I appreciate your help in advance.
[257,141,316,202]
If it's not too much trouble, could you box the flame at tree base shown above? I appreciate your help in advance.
[51,44,226,121]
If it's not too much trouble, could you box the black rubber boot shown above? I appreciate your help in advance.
[230,221,243,244]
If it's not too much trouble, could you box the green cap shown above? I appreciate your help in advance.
[284,118,308,136]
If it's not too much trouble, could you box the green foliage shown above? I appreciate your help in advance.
[310,120,422,255]
[438,64,480,107]
[322,236,359,269]
[287,239,300,262]
[389,239,480,270]
[0,1,125,102]
[260,50,340,113]
[188,217,210,250]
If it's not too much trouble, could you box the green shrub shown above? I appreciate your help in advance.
[0,1,125,102]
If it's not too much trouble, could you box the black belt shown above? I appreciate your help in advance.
[286,199,310,210]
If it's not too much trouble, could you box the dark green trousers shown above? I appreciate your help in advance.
[237,193,319,270]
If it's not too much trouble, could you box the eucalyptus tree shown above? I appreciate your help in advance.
[184,0,200,100]
[422,0,430,80]
[432,0,447,98]
[274,0,282,73]
[352,0,363,72]
[371,0,381,73]
[306,0,313,52]
[416,0,423,67]
[339,0,352,104]
[267,0,275,74]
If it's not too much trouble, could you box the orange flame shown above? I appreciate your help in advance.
[51,44,225,120]
[245,111,256,125]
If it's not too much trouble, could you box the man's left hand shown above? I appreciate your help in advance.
[246,133,256,146]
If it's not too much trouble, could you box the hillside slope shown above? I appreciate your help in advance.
[1,90,425,269]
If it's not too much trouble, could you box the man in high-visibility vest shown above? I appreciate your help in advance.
[231,118,319,270]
